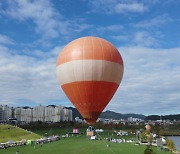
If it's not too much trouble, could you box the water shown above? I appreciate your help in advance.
[167,136,180,151]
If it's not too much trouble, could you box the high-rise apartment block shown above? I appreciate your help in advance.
[0,105,12,122]
[0,105,73,123]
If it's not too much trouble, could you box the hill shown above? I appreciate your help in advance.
[145,114,180,121]
[66,107,146,120]
[0,124,42,143]
[100,110,146,120]
[67,107,83,119]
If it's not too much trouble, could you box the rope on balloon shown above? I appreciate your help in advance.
[95,130,116,154]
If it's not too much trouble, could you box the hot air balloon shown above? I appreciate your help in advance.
[56,36,124,124]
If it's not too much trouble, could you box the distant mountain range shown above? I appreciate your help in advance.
[100,110,146,120]
[145,114,180,121]
[66,107,180,121]
[66,107,146,120]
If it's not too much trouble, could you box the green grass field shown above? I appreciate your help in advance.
[0,125,170,154]
[30,127,135,139]
[0,125,42,143]
[0,135,170,154]
[31,127,86,136]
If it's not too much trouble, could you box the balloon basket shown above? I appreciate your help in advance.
[86,126,95,137]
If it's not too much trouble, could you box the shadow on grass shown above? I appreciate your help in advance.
[144,145,156,154]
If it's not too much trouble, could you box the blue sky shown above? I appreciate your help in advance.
[0,0,180,115]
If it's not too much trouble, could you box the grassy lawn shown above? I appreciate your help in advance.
[0,125,171,154]
[0,126,170,154]
[31,127,86,136]
[0,136,170,154]
[0,125,42,143]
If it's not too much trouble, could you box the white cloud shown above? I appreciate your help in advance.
[0,34,14,45]
[87,0,148,14]
[97,25,123,33]
[0,43,66,106]
[112,31,161,47]
[134,14,173,28]
[114,3,147,13]
[0,42,180,115]
[4,0,63,38]
[111,35,128,41]
[2,0,91,39]
[133,31,159,47]
[107,47,180,115]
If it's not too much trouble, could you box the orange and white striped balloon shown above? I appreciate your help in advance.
[56,36,124,124]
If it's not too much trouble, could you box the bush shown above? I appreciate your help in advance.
[166,139,176,152]
[144,146,156,154]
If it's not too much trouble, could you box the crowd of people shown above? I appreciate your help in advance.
[0,135,60,150]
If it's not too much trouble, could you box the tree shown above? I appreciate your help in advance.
[153,124,160,135]
[147,134,153,145]
[140,132,147,142]
[166,139,176,152]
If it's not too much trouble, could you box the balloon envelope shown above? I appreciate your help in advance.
[56,36,124,124]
